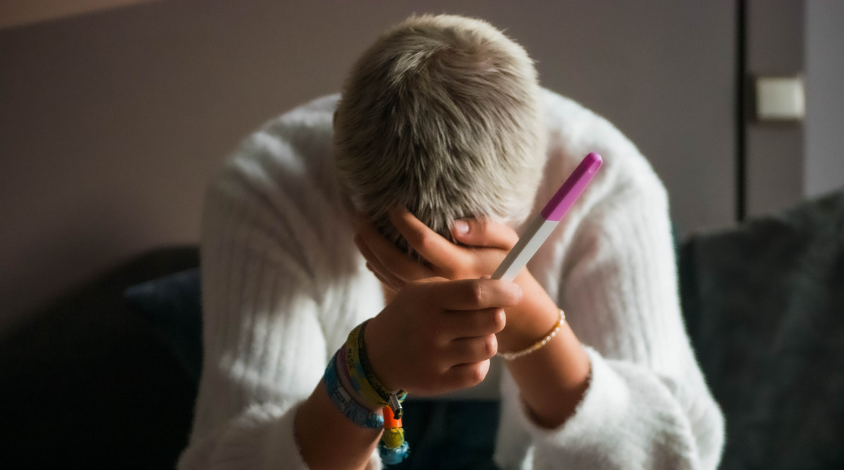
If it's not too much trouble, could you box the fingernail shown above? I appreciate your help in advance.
[453,220,469,235]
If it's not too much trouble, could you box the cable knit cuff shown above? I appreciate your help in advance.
[514,347,631,468]
[511,347,698,469]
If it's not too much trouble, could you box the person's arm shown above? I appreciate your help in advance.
[178,161,356,470]
[493,271,591,428]
[179,97,391,469]
[498,185,724,469]
[488,185,725,470]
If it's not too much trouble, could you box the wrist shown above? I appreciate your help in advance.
[296,381,382,470]
[361,315,400,392]
[508,324,592,428]
[333,348,383,412]
[496,270,560,352]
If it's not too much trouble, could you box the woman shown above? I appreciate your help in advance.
[179,14,724,470]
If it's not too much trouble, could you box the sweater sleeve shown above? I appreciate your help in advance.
[177,116,382,469]
[498,180,725,470]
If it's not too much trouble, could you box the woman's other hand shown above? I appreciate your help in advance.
[352,208,519,290]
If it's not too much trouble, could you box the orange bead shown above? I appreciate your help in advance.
[382,406,402,428]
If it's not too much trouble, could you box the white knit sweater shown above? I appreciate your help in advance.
[178,90,724,470]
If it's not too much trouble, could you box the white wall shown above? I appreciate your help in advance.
[0,0,736,334]
[805,0,844,198]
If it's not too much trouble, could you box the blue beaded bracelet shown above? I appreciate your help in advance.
[324,349,384,429]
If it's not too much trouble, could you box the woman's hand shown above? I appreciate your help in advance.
[364,277,522,396]
[352,208,520,292]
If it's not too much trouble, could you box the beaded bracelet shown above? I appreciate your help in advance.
[380,403,410,465]
[340,321,410,464]
[497,308,566,360]
[323,349,384,429]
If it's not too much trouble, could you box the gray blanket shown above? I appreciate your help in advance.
[680,189,844,470]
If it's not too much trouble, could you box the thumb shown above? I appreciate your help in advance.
[451,218,519,250]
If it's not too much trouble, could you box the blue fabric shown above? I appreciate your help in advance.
[124,268,203,382]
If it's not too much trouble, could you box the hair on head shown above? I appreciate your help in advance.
[334,14,546,258]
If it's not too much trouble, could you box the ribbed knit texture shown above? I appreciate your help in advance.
[178,91,724,470]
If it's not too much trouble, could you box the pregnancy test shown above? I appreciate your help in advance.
[491,152,603,281]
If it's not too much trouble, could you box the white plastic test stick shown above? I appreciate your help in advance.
[491,152,603,282]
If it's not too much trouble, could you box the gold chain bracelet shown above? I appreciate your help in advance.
[497,308,565,361]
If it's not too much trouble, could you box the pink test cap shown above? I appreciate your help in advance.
[540,152,603,221]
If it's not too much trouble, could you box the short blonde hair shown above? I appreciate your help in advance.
[334,14,546,256]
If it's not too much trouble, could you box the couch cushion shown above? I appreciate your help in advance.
[680,189,844,470]
[0,246,199,470]
[125,268,203,382]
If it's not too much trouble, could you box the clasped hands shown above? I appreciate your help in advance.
[352,208,557,398]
